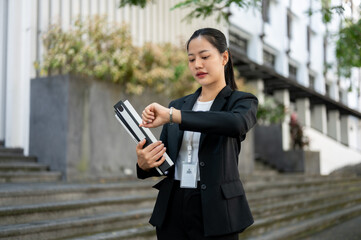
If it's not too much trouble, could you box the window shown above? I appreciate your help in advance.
[309,74,315,89]
[323,36,328,73]
[287,9,293,39]
[262,0,271,23]
[325,83,330,97]
[307,26,311,52]
[289,64,297,80]
[229,31,248,55]
[263,49,276,68]
[339,90,344,104]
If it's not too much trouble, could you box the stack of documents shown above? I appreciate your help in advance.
[114,100,173,175]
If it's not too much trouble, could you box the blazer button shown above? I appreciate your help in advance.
[199,161,205,167]
[201,184,207,190]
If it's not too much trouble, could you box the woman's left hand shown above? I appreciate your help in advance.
[140,103,170,128]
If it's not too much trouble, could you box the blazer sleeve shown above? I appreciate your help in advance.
[179,92,258,138]
[136,105,170,179]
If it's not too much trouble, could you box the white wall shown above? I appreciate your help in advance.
[305,127,361,175]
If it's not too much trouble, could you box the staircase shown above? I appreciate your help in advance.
[0,145,62,183]
[1,173,361,240]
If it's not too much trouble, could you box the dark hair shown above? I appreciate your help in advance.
[186,28,237,90]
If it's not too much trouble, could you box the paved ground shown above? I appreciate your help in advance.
[301,214,361,240]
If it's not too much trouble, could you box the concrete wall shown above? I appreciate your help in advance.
[29,75,171,181]
[305,126,361,175]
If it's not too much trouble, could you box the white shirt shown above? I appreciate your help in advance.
[174,99,214,181]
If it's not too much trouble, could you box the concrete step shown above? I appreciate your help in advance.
[250,186,361,219]
[244,204,361,240]
[253,160,279,176]
[0,194,157,225]
[0,162,48,172]
[0,208,152,240]
[245,176,361,193]
[0,155,37,163]
[247,180,361,206]
[0,181,157,206]
[243,192,361,238]
[68,225,156,240]
[0,171,62,183]
[0,147,23,156]
[1,176,361,240]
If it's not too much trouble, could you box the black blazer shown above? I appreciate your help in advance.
[137,85,258,237]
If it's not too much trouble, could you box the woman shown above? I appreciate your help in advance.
[136,28,258,240]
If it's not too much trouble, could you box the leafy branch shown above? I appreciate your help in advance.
[120,0,260,22]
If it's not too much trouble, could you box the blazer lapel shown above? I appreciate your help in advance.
[199,85,233,149]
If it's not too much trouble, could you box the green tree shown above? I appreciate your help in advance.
[336,19,361,79]
[120,0,260,22]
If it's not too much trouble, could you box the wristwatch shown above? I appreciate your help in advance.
[169,107,174,125]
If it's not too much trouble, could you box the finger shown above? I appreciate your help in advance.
[142,110,154,120]
[145,108,155,118]
[141,112,153,124]
[151,146,166,161]
[140,121,156,128]
[144,141,163,152]
[136,139,147,151]
[150,143,165,155]
[153,155,166,168]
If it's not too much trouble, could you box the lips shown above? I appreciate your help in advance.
[196,72,207,78]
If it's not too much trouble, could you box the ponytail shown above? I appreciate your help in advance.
[225,49,237,90]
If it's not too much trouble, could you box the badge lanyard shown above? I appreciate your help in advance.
[180,131,198,188]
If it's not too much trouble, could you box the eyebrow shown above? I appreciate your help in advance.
[188,49,210,56]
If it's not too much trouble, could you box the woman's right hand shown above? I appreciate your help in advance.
[136,139,167,171]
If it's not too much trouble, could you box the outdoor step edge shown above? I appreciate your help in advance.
[251,193,361,229]
[245,204,361,240]
[0,194,157,216]
[67,225,155,240]
[250,189,361,215]
[0,181,157,197]
[0,208,153,237]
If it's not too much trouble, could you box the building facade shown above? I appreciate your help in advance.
[0,0,360,176]
[229,0,361,174]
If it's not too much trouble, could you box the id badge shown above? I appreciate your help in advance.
[180,163,197,188]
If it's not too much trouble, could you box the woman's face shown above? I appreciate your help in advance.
[187,36,228,88]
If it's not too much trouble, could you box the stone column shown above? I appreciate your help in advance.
[296,98,311,127]
[238,128,255,177]
[0,0,8,143]
[5,0,33,152]
[340,115,349,145]
[274,89,290,150]
[311,104,327,134]
[245,79,265,104]
[240,79,263,176]
[327,110,341,141]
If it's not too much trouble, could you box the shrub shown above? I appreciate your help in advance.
[35,15,196,98]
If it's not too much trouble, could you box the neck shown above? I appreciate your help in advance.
[199,82,226,102]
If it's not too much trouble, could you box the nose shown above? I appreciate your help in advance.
[194,57,203,69]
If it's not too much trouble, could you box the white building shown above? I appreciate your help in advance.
[229,0,361,174]
[0,0,360,176]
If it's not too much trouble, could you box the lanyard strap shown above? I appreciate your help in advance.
[187,131,194,163]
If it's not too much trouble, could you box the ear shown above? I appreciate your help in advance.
[222,50,229,66]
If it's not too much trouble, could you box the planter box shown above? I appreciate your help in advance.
[254,124,320,174]
[29,75,169,181]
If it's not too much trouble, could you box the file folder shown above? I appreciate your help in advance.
[114,100,174,175]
